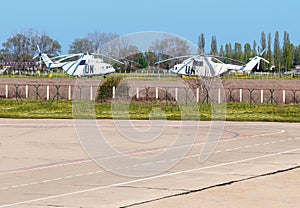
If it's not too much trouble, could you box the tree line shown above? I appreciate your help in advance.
[199,31,300,72]
[1,29,299,72]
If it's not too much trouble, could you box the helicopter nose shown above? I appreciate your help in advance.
[169,67,176,74]
[111,67,116,73]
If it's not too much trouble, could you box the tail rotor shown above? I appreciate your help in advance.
[33,45,43,71]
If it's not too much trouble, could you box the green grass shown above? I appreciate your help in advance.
[0,99,300,122]
[226,103,300,122]
[2,72,300,80]
[0,72,178,81]
[0,73,74,79]
[0,100,73,119]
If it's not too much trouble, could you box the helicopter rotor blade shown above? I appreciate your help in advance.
[50,54,73,60]
[92,53,125,64]
[213,55,245,65]
[261,57,270,64]
[55,53,83,63]
[259,48,266,56]
[37,45,41,53]
[155,55,196,64]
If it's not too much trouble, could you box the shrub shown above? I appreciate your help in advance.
[97,77,122,102]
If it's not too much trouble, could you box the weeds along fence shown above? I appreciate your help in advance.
[1,83,300,105]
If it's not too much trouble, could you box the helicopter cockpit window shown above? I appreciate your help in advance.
[79,60,86,65]
[194,61,203,67]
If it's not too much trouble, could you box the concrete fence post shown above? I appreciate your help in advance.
[196,88,199,103]
[68,85,72,100]
[136,87,139,99]
[112,86,115,99]
[261,89,264,104]
[25,85,28,99]
[283,90,286,104]
[5,85,8,98]
[90,86,93,101]
[46,85,50,100]
[239,89,243,102]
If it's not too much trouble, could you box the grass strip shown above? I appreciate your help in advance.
[0,99,300,122]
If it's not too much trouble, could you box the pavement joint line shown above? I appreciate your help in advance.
[52,178,62,181]
[121,165,300,208]
[86,172,94,175]
[0,138,297,192]
[41,180,52,183]
[130,164,140,167]
[94,170,104,174]
[154,160,165,164]
[233,147,242,150]
[1,147,299,208]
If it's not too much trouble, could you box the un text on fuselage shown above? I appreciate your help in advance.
[84,64,94,74]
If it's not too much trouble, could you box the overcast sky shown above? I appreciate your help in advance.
[1,0,299,53]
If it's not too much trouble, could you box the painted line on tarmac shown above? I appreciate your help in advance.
[0,129,285,176]
[0,147,299,208]
[1,137,298,192]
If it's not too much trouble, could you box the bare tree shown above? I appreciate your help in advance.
[68,38,94,54]
[100,36,139,58]
[1,29,61,61]
[68,32,138,59]
[2,33,30,61]
[149,35,191,57]
[87,32,119,52]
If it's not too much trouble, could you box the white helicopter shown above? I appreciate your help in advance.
[156,50,270,77]
[0,68,6,75]
[34,46,123,77]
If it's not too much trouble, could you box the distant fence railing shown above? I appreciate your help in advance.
[1,83,300,104]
